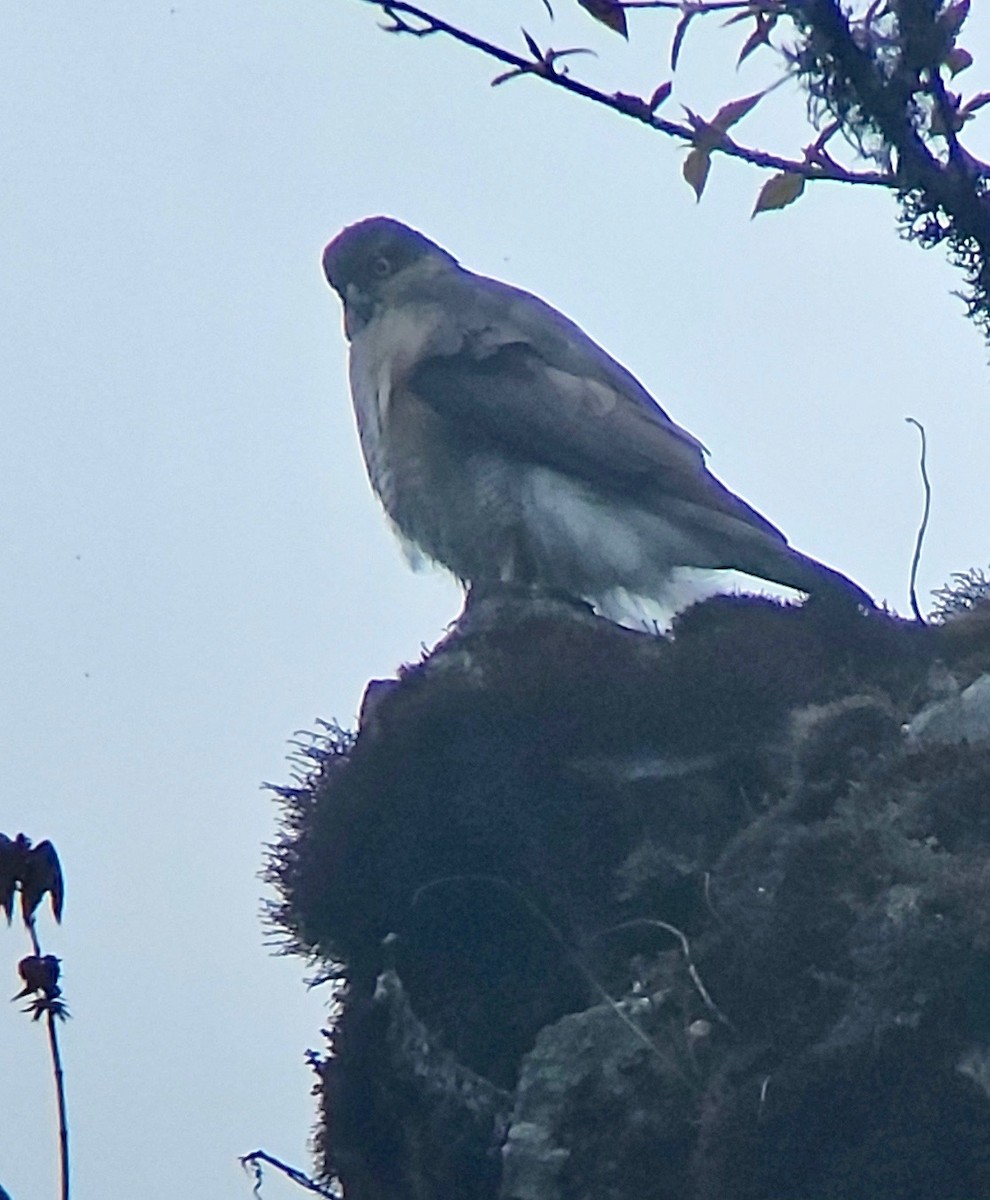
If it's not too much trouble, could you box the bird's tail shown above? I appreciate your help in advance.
[748,542,874,609]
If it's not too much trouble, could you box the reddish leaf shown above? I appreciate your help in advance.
[682,105,705,133]
[523,29,543,60]
[712,90,766,131]
[683,110,719,153]
[671,9,695,70]
[945,46,973,76]
[737,26,766,66]
[938,0,970,37]
[752,171,806,217]
[683,147,712,201]
[492,67,526,87]
[649,81,673,111]
[577,0,628,37]
[960,89,990,115]
[737,15,777,66]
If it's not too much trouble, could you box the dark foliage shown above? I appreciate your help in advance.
[786,0,990,337]
[0,834,64,925]
[270,592,990,1198]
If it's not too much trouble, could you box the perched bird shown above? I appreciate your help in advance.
[323,217,871,613]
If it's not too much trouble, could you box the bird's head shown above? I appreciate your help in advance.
[323,217,456,338]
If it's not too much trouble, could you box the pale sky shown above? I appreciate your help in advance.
[1,2,988,1197]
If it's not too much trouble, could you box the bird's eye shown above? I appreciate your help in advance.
[372,255,391,278]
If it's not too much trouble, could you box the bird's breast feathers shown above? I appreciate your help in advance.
[350,301,451,416]
[347,299,466,510]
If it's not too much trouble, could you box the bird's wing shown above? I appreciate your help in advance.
[0,834,16,923]
[21,840,64,923]
[405,271,787,542]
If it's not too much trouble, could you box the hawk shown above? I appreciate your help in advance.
[323,217,871,613]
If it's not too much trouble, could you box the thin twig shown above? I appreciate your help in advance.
[240,1149,339,1198]
[367,0,893,186]
[591,917,732,1028]
[411,874,694,1082]
[905,417,931,624]
[26,916,70,1200]
[47,1014,69,1200]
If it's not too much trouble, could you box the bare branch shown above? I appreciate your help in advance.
[240,1149,339,1197]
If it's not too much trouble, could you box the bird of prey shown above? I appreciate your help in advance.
[322,217,871,613]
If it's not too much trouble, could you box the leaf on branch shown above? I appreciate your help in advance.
[513,30,594,79]
[960,90,990,116]
[649,81,673,110]
[23,994,70,1022]
[0,834,16,922]
[609,81,672,120]
[492,66,527,87]
[671,9,696,70]
[683,107,719,151]
[944,46,973,76]
[683,147,712,201]
[576,0,628,38]
[804,119,841,168]
[737,15,778,66]
[752,171,805,217]
[712,90,766,132]
[15,954,61,1000]
[938,0,970,38]
[613,84,671,119]
[20,840,64,924]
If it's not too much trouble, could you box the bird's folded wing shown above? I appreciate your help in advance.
[408,330,787,544]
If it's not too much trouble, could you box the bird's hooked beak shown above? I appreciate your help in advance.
[342,282,374,340]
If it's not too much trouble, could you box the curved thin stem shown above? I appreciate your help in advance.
[25,915,70,1200]
[411,873,694,1082]
[905,417,931,624]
